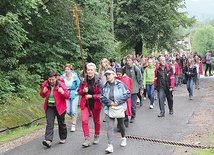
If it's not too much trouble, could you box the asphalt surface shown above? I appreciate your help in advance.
[3,77,211,155]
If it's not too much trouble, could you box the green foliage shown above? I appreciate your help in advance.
[0,72,15,104]
[191,25,214,55]
[0,12,28,70]
[114,0,195,54]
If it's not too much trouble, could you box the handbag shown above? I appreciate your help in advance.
[202,56,206,64]
[108,105,125,118]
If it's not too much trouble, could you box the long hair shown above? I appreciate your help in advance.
[99,58,111,76]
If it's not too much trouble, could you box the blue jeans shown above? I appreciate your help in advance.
[146,84,154,105]
[66,95,79,117]
[158,88,173,113]
[186,78,193,96]
[131,94,137,119]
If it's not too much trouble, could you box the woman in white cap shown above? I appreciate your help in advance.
[100,68,130,153]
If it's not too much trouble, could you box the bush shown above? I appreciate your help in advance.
[0,65,42,104]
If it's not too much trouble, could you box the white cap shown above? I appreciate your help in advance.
[104,69,115,75]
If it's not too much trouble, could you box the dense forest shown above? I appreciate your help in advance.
[0,0,214,104]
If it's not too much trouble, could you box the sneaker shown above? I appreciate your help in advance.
[59,139,66,144]
[105,144,113,153]
[93,135,99,145]
[121,137,127,147]
[82,138,91,147]
[71,124,76,132]
[42,140,51,148]
[169,109,173,115]
[205,74,208,77]
[189,96,193,100]
[143,97,146,100]
[149,105,153,109]
[209,74,213,76]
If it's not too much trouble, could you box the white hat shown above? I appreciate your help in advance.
[104,69,115,75]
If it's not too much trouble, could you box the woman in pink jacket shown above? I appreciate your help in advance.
[40,70,70,148]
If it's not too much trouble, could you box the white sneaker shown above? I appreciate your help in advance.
[105,144,113,153]
[121,137,127,147]
[149,105,154,109]
[71,124,76,132]
[59,139,66,144]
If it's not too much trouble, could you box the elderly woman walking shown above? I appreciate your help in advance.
[101,68,130,153]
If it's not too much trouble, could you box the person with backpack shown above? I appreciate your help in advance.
[123,55,143,123]
[78,63,103,147]
[154,56,175,117]
[40,70,70,148]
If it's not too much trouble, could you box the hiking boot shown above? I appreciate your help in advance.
[42,140,51,148]
[59,139,66,144]
[158,112,165,117]
[93,135,99,145]
[82,138,91,147]
[121,137,127,147]
[71,124,76,132]
[105,144,113,153]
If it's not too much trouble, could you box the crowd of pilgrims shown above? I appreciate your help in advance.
[40,50,212,153]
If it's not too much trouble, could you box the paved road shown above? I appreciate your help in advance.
[3,77,212,155]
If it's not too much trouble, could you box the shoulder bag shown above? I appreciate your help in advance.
[109,105,125,118]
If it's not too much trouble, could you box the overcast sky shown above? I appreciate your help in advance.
[184,0,214,20]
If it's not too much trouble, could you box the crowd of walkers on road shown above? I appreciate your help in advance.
[39,50,212,153]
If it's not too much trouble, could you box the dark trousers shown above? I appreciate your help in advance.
[158,88,173,113]
[205,63,212,75]
[131,94,137,119]
[45,106,67,141]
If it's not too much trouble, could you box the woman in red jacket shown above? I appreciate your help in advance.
[78,63,103,147]
[115,67,132,128]
[40,70,70,148]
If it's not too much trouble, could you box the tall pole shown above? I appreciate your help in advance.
[110,0,114,37]
[71,4,86,79]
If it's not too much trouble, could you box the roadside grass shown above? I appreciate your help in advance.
[0,106,81,145]
[193,130,214,155]
[0,123,44,145]
[0,94,44,145]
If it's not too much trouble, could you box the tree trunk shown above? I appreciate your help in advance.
[135,39,142,56]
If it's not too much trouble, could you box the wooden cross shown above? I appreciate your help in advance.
[71,4,82,39]
[71,4,86,80]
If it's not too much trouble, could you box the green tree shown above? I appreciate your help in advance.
[191,25,214,56]
[114,0,195,55]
